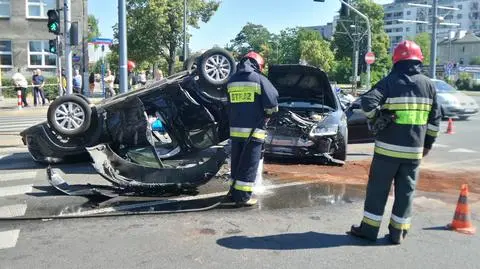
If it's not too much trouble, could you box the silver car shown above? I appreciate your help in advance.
[432,79,479,120]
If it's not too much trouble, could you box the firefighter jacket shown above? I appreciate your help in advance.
[361,61,441,163]
[226,59,279,142]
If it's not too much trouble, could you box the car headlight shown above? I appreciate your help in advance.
[446,99,458,106]
[310,124,339,136]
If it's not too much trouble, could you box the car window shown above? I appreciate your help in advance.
[433,80,457,93]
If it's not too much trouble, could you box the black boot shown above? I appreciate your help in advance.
[349,225,377,242]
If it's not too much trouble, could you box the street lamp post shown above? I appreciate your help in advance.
[118,0,128,94]
[184,0,188,61]
[430,0,438,79]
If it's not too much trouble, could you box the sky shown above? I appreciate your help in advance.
[88,0,393,52]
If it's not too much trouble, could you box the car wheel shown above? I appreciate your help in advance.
[47,95,92,137]
[332,130,347,162]
[198,48,236,86]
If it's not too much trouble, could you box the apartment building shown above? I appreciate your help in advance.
[0,0,88,78]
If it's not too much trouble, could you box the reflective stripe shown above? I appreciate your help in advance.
[385,97,432,105]
[375,141,423,153]
[362,216,381,227]
[364,211,383,221]
[265,106,279,115]
[375,147,423,159]
[230,127,266,140]
[426,129,439,137]
[390,219,411,230]
[427,124,439,132]
[228,81,261,93]
[232,180,254,192]
[383,103,432,111]
[391,214,411,224]
[394,110,429,125]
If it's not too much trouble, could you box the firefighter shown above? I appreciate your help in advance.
[226,51,279,207]
[349,40,441,244]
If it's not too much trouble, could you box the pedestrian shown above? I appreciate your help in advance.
[139,71,147,85]
[61,69,67,95]
[32,69,46,106]
[349,40,441,244]
[104,69,116,97]
[72,69,82,94]
[225,51,279,207]
[12,68,29,107]
[89,72,95,97]
[154,69,163,81]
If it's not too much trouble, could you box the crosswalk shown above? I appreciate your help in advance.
[0,151,42,250]
[0,115,46,134]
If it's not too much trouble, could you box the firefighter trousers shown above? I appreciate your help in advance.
[359,155,420,241]
[230,140,263,203]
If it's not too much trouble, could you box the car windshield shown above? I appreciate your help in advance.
[434,80,457,93]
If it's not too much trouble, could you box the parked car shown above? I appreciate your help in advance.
[432,79,479,120]
[263,65,373,164]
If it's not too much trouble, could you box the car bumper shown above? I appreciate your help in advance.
[264,135,336,158]
[443,106,479,117]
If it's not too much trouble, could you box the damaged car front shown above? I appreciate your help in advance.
[264,65,348,164]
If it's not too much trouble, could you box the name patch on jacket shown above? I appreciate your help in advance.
[227,81,261,103]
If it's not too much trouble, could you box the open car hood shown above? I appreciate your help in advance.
[267,64,335,101]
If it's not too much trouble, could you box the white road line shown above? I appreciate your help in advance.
[0,185,33,197]
[60,179,326,217]
[0,204,27,218]
[448,148,477,153]
[0,172,37,182]
[432,144,449,148]
[0,230,20,250]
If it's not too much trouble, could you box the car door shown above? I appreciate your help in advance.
[345,98,375,143]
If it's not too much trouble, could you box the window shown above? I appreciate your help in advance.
[407,11,411,15]
[386,29,392,33]
[458,5,462,10]
[0,0,10,17]
[28,40,56,67]
[457,14,463,19]
[0,40,12,67]
[406,27,410,32]
[26,0,55,18]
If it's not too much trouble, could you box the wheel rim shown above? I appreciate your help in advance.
[203,54,231,82]
[54,102,86,132]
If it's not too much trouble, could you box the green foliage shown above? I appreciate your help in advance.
[455,73,477,91]
[1,77,59,100]
[331,58,352,83]
[298,29,335,72]
[116,0,220,75]
[88,15,101,41]
[411,33,430,66]
[469,56,480,65]
[227,23,273,57]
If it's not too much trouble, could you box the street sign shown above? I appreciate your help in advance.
[365,52,375,65]
[90,37,113,45]
[72,55,81,62]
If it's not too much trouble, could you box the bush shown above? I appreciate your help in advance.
[1,77,60,100]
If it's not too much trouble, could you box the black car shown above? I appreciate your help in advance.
[263,64,374,164]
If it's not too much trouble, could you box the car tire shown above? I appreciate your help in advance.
[47,95,92,137]
[198,48,236,86]
[333,130,347,162]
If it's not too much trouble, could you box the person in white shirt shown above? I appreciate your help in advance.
[12,68,29,107]
[104,69,116,97]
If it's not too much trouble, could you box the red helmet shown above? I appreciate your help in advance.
[243,51,265,71]
[392,40,424,64]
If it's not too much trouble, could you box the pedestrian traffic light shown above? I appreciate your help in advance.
[49,39,57,54]
[340,0,350,17]
[47,9,60,35]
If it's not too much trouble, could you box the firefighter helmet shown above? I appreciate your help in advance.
[243,51,265,72]
[392,40,424,64]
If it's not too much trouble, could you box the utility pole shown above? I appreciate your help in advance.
[64,0,73,95]
[430,0,438,79]
[56,35,62,96]
[118,0,128,94]
[183,0,188,61]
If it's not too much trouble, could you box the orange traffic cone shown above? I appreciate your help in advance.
[447,184,476,235]
[445,118,455,134]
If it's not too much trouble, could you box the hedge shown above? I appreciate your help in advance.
[1,77,60,101]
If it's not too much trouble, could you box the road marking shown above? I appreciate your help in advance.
[448,148,477,153]
[422,158,480,169]
[0,204,27,218]
[0,185,33,197]
[0,230,20,250]
[432,144,449,148]
[0,172,37,182]
[60,179,324,217]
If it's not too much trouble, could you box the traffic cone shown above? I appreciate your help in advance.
[445,118,455,134]
[446,184,476,235]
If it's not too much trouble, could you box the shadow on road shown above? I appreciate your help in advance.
[217,231,392,250]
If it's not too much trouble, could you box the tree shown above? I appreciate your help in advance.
[412,32,431,66]
[469,56,480,65]
[226,23,273,59]
[115,0,220,75]
[332,0,391,85]
[298,29,335,72]
[88,15,101,41]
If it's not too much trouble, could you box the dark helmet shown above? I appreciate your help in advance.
[242,51,265,72]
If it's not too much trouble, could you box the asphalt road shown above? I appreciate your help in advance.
[0,96,479,268]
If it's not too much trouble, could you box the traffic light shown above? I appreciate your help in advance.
[47,9,60,35]
[49,39,57,54]
[340,0,350,17]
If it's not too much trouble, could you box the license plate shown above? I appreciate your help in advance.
[229,92,254,103]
